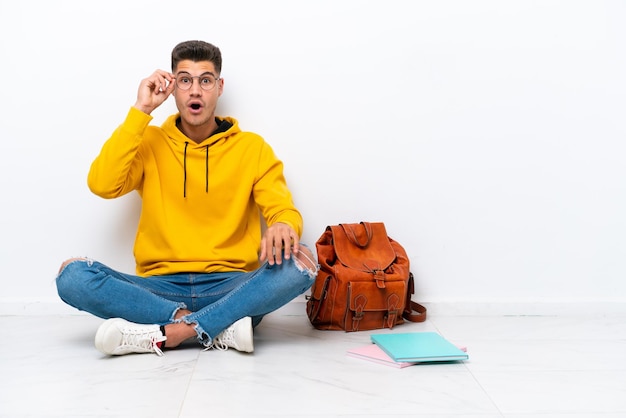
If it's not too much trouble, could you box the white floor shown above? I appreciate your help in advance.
[1,302,625,418]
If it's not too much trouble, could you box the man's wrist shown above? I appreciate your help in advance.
[133,103,153,115]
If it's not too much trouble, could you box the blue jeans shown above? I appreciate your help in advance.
[56,251,317,345]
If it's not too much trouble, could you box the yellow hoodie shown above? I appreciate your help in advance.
[88,107,302,277]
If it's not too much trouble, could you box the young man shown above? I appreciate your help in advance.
[56,40,318,356]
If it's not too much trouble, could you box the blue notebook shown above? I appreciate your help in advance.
[371,332,469,363]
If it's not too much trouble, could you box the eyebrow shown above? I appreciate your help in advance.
[176,71,217,78]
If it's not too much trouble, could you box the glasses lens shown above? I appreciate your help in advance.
[176,75,192,90]
[199,77,216,91]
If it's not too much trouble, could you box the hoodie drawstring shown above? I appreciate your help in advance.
[205,145,209,193]
[183,142,210,198]
[183,142,189,198]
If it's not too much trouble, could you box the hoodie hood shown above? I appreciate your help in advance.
[161,114,239,197]
[161,113,238,147]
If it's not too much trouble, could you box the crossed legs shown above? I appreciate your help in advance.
[56,245,318,352]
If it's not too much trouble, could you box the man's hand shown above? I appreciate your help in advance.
[133,70,176,115]
[260,222,300,265]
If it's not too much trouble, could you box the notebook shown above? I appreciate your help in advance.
[370,332,469,363]
[347,343,417,368]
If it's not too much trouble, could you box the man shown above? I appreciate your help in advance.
[56,40,318,356]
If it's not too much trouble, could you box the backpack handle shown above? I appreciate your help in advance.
[340,222,373,248]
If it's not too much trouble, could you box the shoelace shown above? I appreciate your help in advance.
[120,328,166,356]
[203,328,234,352]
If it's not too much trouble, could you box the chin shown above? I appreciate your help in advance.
[184,115,212,128]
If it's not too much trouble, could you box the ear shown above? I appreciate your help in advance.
[217,78,224,96]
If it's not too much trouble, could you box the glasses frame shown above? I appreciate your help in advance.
[175,72,221,91]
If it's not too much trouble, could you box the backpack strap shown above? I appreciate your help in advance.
[403,272,427,322]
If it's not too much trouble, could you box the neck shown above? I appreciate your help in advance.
[177,118,218,144]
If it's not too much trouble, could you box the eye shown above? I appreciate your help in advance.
[178,76,191,84]
[200,77,213,86]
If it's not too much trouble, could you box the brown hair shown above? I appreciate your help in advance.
[171,40,222,75]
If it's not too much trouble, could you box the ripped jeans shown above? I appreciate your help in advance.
[56,250,317,345]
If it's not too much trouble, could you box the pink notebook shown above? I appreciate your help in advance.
[347,344,417,368]
[347,343,467,368]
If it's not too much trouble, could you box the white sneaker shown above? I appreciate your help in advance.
[206,317,254,353]
[95,318,166,356]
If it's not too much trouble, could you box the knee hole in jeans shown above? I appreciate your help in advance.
[293,247,319,277]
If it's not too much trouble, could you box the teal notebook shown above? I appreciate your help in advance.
[371,332,469,363]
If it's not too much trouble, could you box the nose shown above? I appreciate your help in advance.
[189,79,203,95]
[180,77,202,95]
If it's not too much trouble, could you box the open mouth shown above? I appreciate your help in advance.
[190,103,201,110]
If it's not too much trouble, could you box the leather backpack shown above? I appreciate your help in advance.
[306,222,426,331]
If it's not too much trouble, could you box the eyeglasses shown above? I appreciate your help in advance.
[175,73,220,91]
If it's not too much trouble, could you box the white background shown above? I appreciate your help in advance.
[1,0,624,314]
